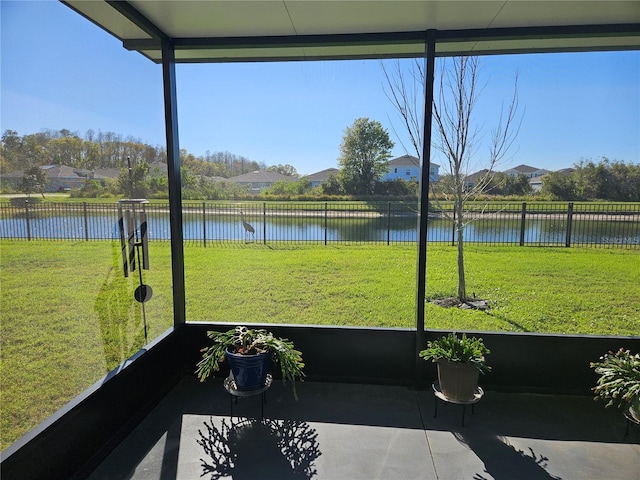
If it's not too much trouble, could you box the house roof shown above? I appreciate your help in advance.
[62,1,639,64]
[305,168,339,182]
[505,164,541,174]
[41,165,82,178]
[92,169,120,179]
[388,154,440,168]
[464,169,491,182]
[228,170,296,183]
[389,155,420,167]
[1,170,25,179]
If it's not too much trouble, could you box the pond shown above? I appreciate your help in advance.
[1,206,638,246]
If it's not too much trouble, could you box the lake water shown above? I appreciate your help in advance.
[1,209,638,246]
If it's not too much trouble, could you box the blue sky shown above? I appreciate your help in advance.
[2,1,639,176]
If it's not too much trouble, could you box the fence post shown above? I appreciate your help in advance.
[202,202,207,248]
[83,202,89,241]
[25,200,31,241]
[324,202,328,246]
[387,201,391,245]
[565,202,574,248]
[519,202,527,246]
[263,202,267,245]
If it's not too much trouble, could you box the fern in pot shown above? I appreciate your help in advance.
[419,332,491,402]
[591,348,640,422]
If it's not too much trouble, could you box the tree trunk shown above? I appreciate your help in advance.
[456,201,466,302]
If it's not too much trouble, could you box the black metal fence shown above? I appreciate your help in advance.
[0,201,638,248]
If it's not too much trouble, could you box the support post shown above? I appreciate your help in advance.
[162,39,186,327]
[83,202,89,241]
[520,202,527,246]
[415,30,437,388]
[387,201,391,245]
[566,202,574,247]
[25,200,31,241]
[202,202,207,248]
[324,202,328,245]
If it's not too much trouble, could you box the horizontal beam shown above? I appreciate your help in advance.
[122,22,640,55]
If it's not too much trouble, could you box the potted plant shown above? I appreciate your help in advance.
[419,332,491,402]
[591,348,640,422]
[196,326,305,399]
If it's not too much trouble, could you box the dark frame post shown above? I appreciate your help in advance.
[162,39,186,326]
[415,29,437,388]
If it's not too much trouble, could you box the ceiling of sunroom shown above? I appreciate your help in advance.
[63,1,640,62]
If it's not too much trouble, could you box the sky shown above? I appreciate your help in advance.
[2,1,639,176]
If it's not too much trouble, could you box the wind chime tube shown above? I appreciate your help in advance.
[140,210,149,270]
[126,208,136,272]
[117,204,129,277]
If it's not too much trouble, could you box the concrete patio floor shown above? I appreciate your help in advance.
[87,378,640,480]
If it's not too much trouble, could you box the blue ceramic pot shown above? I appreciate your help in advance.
[225,348,272,391]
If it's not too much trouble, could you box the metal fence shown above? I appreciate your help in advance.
[0,201,638,247]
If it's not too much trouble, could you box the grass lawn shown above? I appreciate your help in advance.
[1,240,638,449]
[184,243,639,335]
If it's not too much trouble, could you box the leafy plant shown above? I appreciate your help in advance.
[196,326,305,398]
[590,348,640,409]
[419,332,491,374]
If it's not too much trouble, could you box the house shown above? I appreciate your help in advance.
[0,170,25,190]
[305,168,339,188]
[40,165,86,191]
[1,165,86,192]
[529,176,544,192]
[381,155,439,183]
[91,169,120,185]
[504,164,549,179]
[529,168,574,192]
[227,170,297,193]
[463,169,491,190]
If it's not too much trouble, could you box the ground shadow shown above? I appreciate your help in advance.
[455,431,562,480]
[197,417,321,480]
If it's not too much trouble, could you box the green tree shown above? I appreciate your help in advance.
[267,164,298,176]
[320,173,344,195]
[264,178,311,196]
[504,173,532,196]
[19,164,47,197]
[609,160,640,201]
[338,118,394,195]
[117,161,149,198]
[541,171,576,200]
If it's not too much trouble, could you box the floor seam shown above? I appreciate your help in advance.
[415,389,439,480]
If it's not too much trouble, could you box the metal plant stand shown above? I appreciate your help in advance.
[433,381,484,427]
[623,410,639,437]
[224,374,272,421]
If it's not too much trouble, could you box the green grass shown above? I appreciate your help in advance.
[1,240,639,449]
[184,244,639,335]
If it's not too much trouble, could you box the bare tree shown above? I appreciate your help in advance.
[383,57,522,302]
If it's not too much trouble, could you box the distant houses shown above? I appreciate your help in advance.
[381,155,440,183]
[305,168,339,188]
[463,164,552,192]
[2,160,572,195]
[504,164,549,179]
[1,165,92,192]
[227,170,296,194]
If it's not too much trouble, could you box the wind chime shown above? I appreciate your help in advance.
[117,157,151,344]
